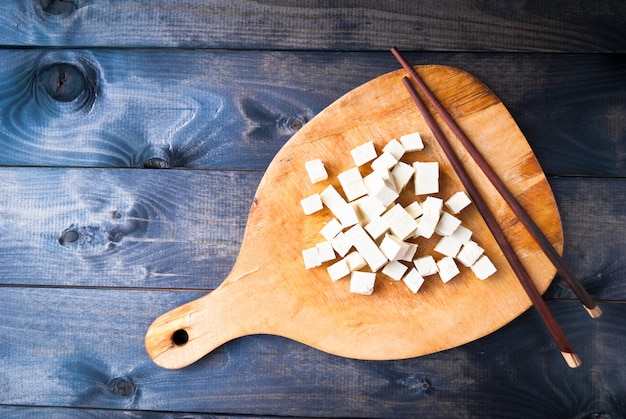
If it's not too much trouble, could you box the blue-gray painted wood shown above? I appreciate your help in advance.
[0,287,623,417]
[0,50,624,174]
[0,1,624,52]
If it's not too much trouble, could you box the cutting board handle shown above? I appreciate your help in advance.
[145,277,268,369]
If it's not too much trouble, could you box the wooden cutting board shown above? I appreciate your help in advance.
[145,65,563,369]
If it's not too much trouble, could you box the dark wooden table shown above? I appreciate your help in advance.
[1,1,625,417]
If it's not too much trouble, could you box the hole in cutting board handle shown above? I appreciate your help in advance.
[172,329,189,346]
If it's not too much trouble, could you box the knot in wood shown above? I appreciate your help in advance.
[108,377,136,398]
[39,0,77,17]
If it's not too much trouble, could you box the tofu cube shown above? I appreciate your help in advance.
[344,224,388,272]
[456,241,485,267]
[400,131,424,151]
[391,161,414,192]
[316,241,336,263]
[435,212,462,236]
[338,167,368,201]
[303,247,321,269]
[445,191,472,214]
[300,193,323,216]
[382,204,419,241]
[414,161,439,195]
[437,256,460,283]
[364,215,389,241]
[305,158,328,183]
[415,197,443,238]
[320,185,359,228]
[471,255,497,280]
[331,232,353,257]
[413,255,439,277]
[403,268,425,293]
[434,236,463,258]
[379,234,409,261]
[354,195,386,223]
[364,172,399,208]
[398,242,418,262]
[449,225,473,244]
[383,138,406,160]
[382,260,409,281]
[344,251,367,271]
[327,259,351,281]
[319,218,343,241]
[404,201,424,219]
[350,141,377,166]
[350,271,376,295]
[371,152,398,173]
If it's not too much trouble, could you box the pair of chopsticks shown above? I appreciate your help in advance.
[391,47,600,368]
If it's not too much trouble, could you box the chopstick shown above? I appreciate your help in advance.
[391,47,601,319]
[393,62,581,368]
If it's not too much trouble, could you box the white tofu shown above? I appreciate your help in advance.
[305,158,328,183]
[398,242,418,262]
[319,218,343,241]
[434,236,463,258]
[414,161,439,195]
[337,167,368,202]
[382,260,409,281]
[300,193,323,215]
[422,196,444,214]
[354,195,386,223]
[456,241,484,267]
[382,204,419,241]
[320,185,359,228]
[415,197,443,238]
[471,255,497,280]
[437,256,460,283]
[445,191,472,214]
[350,141,377,167]
[316,241,336,263]
[331,232,353,257]
[379,234,409,261]
[327,259,350,281]
[403,268,425,293]
[350,271,376,295]
[391,161,414,192]
[400,131,424,152]
[449,225,473,244]
[404,201,423,219]
[413,255,439,277]
[371,151,398,172]
[364,215,389,241]
[302,247,321,269]
[344,251,367,271]
[344,224,388,272]
[364,172,398,208]
[435,212,462,236]
[383,138,406,160]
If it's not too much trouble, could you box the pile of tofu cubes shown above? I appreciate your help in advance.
[300,132,497,295]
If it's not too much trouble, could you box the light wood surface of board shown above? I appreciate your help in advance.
[145,65,563,369]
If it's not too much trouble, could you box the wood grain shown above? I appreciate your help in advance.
[0,1,624,52]
[0,286,624,417]
[145,65,565,369]
[0,51,623,175]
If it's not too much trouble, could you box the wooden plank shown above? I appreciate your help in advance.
[0,50,624,175]
[0,286,624,417]
[0,1,624,52]
[0,169,623,301]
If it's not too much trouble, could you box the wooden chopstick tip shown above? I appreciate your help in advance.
[584,304,602,319]
[561,351,582,368]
